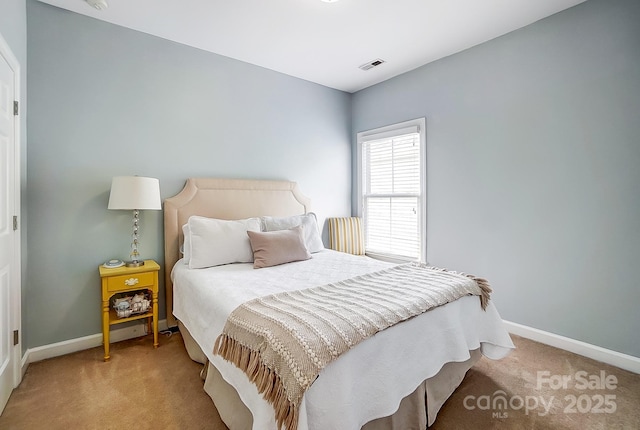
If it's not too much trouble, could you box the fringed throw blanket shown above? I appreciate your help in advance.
[213,263,492,430]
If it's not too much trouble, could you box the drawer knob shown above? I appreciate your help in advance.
[124,278,139,286]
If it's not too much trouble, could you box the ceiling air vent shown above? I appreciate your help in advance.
[359,58,386,71]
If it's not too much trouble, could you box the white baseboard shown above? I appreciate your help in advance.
[503,320,640,374]
[21,319,169,373]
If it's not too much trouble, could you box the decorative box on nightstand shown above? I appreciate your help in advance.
[98,260,160,361]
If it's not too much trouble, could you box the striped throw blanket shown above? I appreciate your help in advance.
[213,263,492,430]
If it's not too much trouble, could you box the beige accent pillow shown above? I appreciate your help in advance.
[247,226,311,269]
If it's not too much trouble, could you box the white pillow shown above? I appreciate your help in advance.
[187,216,261,269]
[182,223,191,264]
[261,213,324,253]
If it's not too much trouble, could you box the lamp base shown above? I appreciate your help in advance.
[125,260,145,267]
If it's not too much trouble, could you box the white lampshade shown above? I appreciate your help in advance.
[108,176,161,210]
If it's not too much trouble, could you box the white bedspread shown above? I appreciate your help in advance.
[172,249,514,430]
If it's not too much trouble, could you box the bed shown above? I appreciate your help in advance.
[164,178,515,430]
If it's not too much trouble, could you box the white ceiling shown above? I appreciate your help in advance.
[37,0,586,93]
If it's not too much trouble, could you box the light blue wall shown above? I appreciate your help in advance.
[352,0,640,357]
[0,0,28,352]
[25,1,351,348]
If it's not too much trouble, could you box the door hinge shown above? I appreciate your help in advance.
[13,330,19,346]
[13,215,18,231]
[14,101,18,116]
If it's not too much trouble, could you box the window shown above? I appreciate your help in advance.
[357,118,426,262]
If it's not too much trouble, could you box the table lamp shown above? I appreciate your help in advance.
[108,176,161,267]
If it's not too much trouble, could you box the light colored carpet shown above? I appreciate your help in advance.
[0,332,638,429]
[0,332,227,430]
[431,335,639,430]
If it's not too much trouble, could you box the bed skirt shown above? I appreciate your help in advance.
[178,321,480,429]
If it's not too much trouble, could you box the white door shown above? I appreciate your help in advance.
[0,36,20,414]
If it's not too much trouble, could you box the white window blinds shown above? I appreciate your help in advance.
[358,120,425,261]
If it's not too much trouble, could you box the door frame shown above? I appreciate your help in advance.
[0,29,23,399]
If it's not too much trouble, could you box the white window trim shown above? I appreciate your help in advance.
[356,117,427,263]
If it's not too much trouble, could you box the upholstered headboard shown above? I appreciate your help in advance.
[163,178,311,327]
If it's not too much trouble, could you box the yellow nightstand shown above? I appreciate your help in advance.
[98,260,160,361]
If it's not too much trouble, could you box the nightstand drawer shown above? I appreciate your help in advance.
[106,272,155,293]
